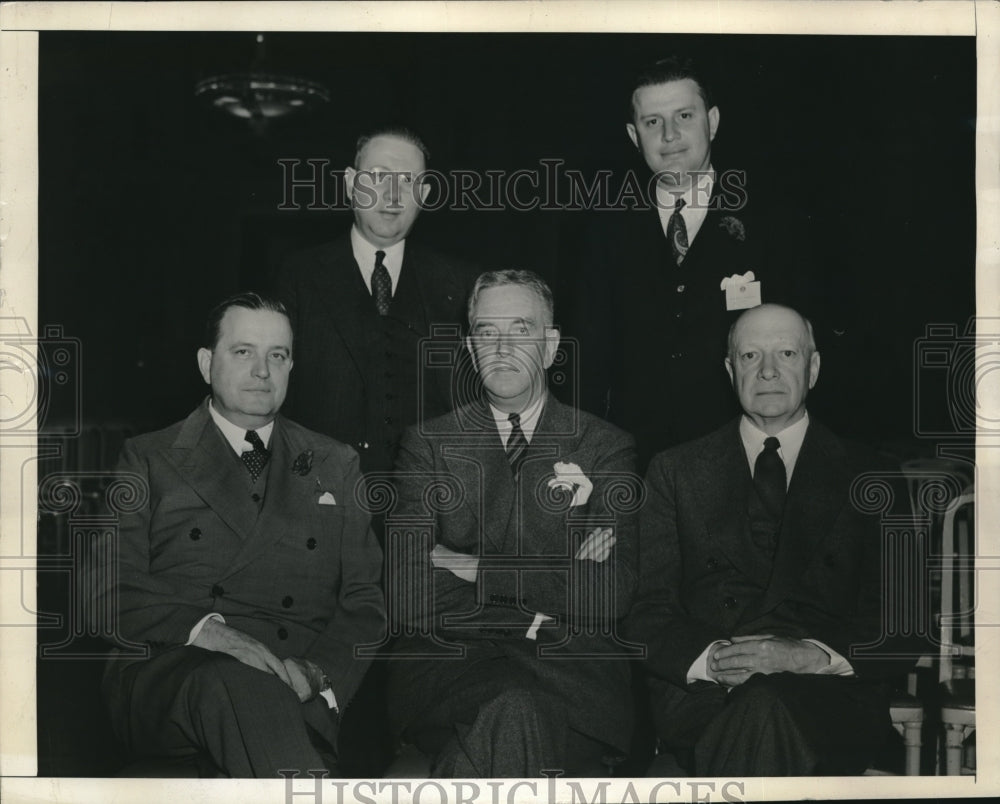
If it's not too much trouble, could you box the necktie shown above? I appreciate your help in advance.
[506,413,529,478]
[372,250,392,316]
[753,436,787,521]
[242,430,270,482]
[665,197,689,266]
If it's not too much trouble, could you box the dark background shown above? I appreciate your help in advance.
[35,31,976,775]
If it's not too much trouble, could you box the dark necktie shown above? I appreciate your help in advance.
[665,197,689,266]
[753,436,787,522]
[505,413,529,478]
[242,429,270,482]
[372,250,392,316]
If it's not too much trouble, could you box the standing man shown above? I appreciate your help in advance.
[277,125,478,476]
[566,56,833,470]
[386,270,640,777]
[97,292,385,777]
[626,304,914,775]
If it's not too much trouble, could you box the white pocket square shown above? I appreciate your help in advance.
[317,492,337,505]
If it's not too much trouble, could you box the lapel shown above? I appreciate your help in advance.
[225,416,327,576]
[691,422,774,583]
[166,401,259,543]
[505,396,573,555]
[740,421,848,622]
[443,400,516,553]
[312,236,376,378]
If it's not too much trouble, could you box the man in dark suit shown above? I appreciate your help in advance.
[626,303,914,776]
[566,56,833,470]
[277,126,478,476]
[96,292,385,777]
[386,270,641,777]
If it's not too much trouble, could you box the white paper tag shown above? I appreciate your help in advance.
[725,280,762,311]
[525,611,554,640]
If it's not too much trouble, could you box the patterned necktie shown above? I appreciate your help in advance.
[506,413,529,478]
[665,197,689,266]
[753,436,787,522]
[242,429,270,482]
[372,250,392,316]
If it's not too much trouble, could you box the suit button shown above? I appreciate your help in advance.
[675,312,683,319]
[383,416,393,425]
[358,442,369,450]
[211,584,224,597]
[723,596,736,609]
[706,558,718,570]
[189,528,201,541]
[251,493,261,502]
[282,596,293,608]
[306,538,317,550]
[676,284,685,293]
[277,627,288,640]
[407,323,415,331]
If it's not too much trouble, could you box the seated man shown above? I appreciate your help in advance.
[95,292,386,777]
[627,303,916,776]
[386,270,640,777]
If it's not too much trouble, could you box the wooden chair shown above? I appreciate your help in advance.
[937,491,976,774]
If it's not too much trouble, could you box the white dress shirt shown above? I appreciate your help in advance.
[489,394,546,448]
[655,168,714,245]
[351,225,405,296]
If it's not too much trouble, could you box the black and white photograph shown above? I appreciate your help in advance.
[1,1,997,801]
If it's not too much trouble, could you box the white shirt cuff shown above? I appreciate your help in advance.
[186,613,225,645]
[687,640,731,684]
[526,612,555,640]
[804,639,855,676]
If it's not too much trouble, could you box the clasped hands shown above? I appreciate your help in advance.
[430,526,616,582]
[192,618,325,702]
[706,634,830,688]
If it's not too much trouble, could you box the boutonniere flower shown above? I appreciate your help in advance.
[719,215,746,241]
[720,271,756,292]
[291,449,314,476]
[547,461,593,508]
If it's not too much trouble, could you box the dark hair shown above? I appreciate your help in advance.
[354,125,431,168]
[629,55,716,123]
[204,291,290,350]
[467,269,555,327]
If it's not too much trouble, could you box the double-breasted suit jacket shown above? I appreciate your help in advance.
[386,394,641,753]
[626,418,916,741]
[277,234,478,474]
[566,179,830,468]
[100,402,386,717]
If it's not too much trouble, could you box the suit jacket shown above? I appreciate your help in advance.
[99,401,386,711]
[386,394,640,750]
[626,418,916,719]
[564,177,836,469]
[276,234,478,474]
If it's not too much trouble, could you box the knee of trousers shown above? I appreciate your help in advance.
[478,683,561,730]
[178,654,301,715]
[724,672,794,719]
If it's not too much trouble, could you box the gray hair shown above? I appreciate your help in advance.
[467,269,555,327]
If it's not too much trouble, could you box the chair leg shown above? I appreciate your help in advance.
[944,723,967,775]
[901,721,921,775]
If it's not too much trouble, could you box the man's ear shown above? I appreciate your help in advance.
[626,123,639,149]
[465,335,476,366]
[724,356,734,385]
[808,350,821,389]
[197,348,213,386]
[708,106,720,142]
[542,326,561,370]
[344,167,356,202]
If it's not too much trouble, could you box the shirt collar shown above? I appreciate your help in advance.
[738,412,810,484]
[654,167,714,214]
[489,393,547,447]
[208,399,274,455]
[350,224,406,274]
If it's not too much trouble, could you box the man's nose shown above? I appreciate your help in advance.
[758,354,778,379]
[251,355,270,378]
[494,334,513,356]
[661,118,677,142]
